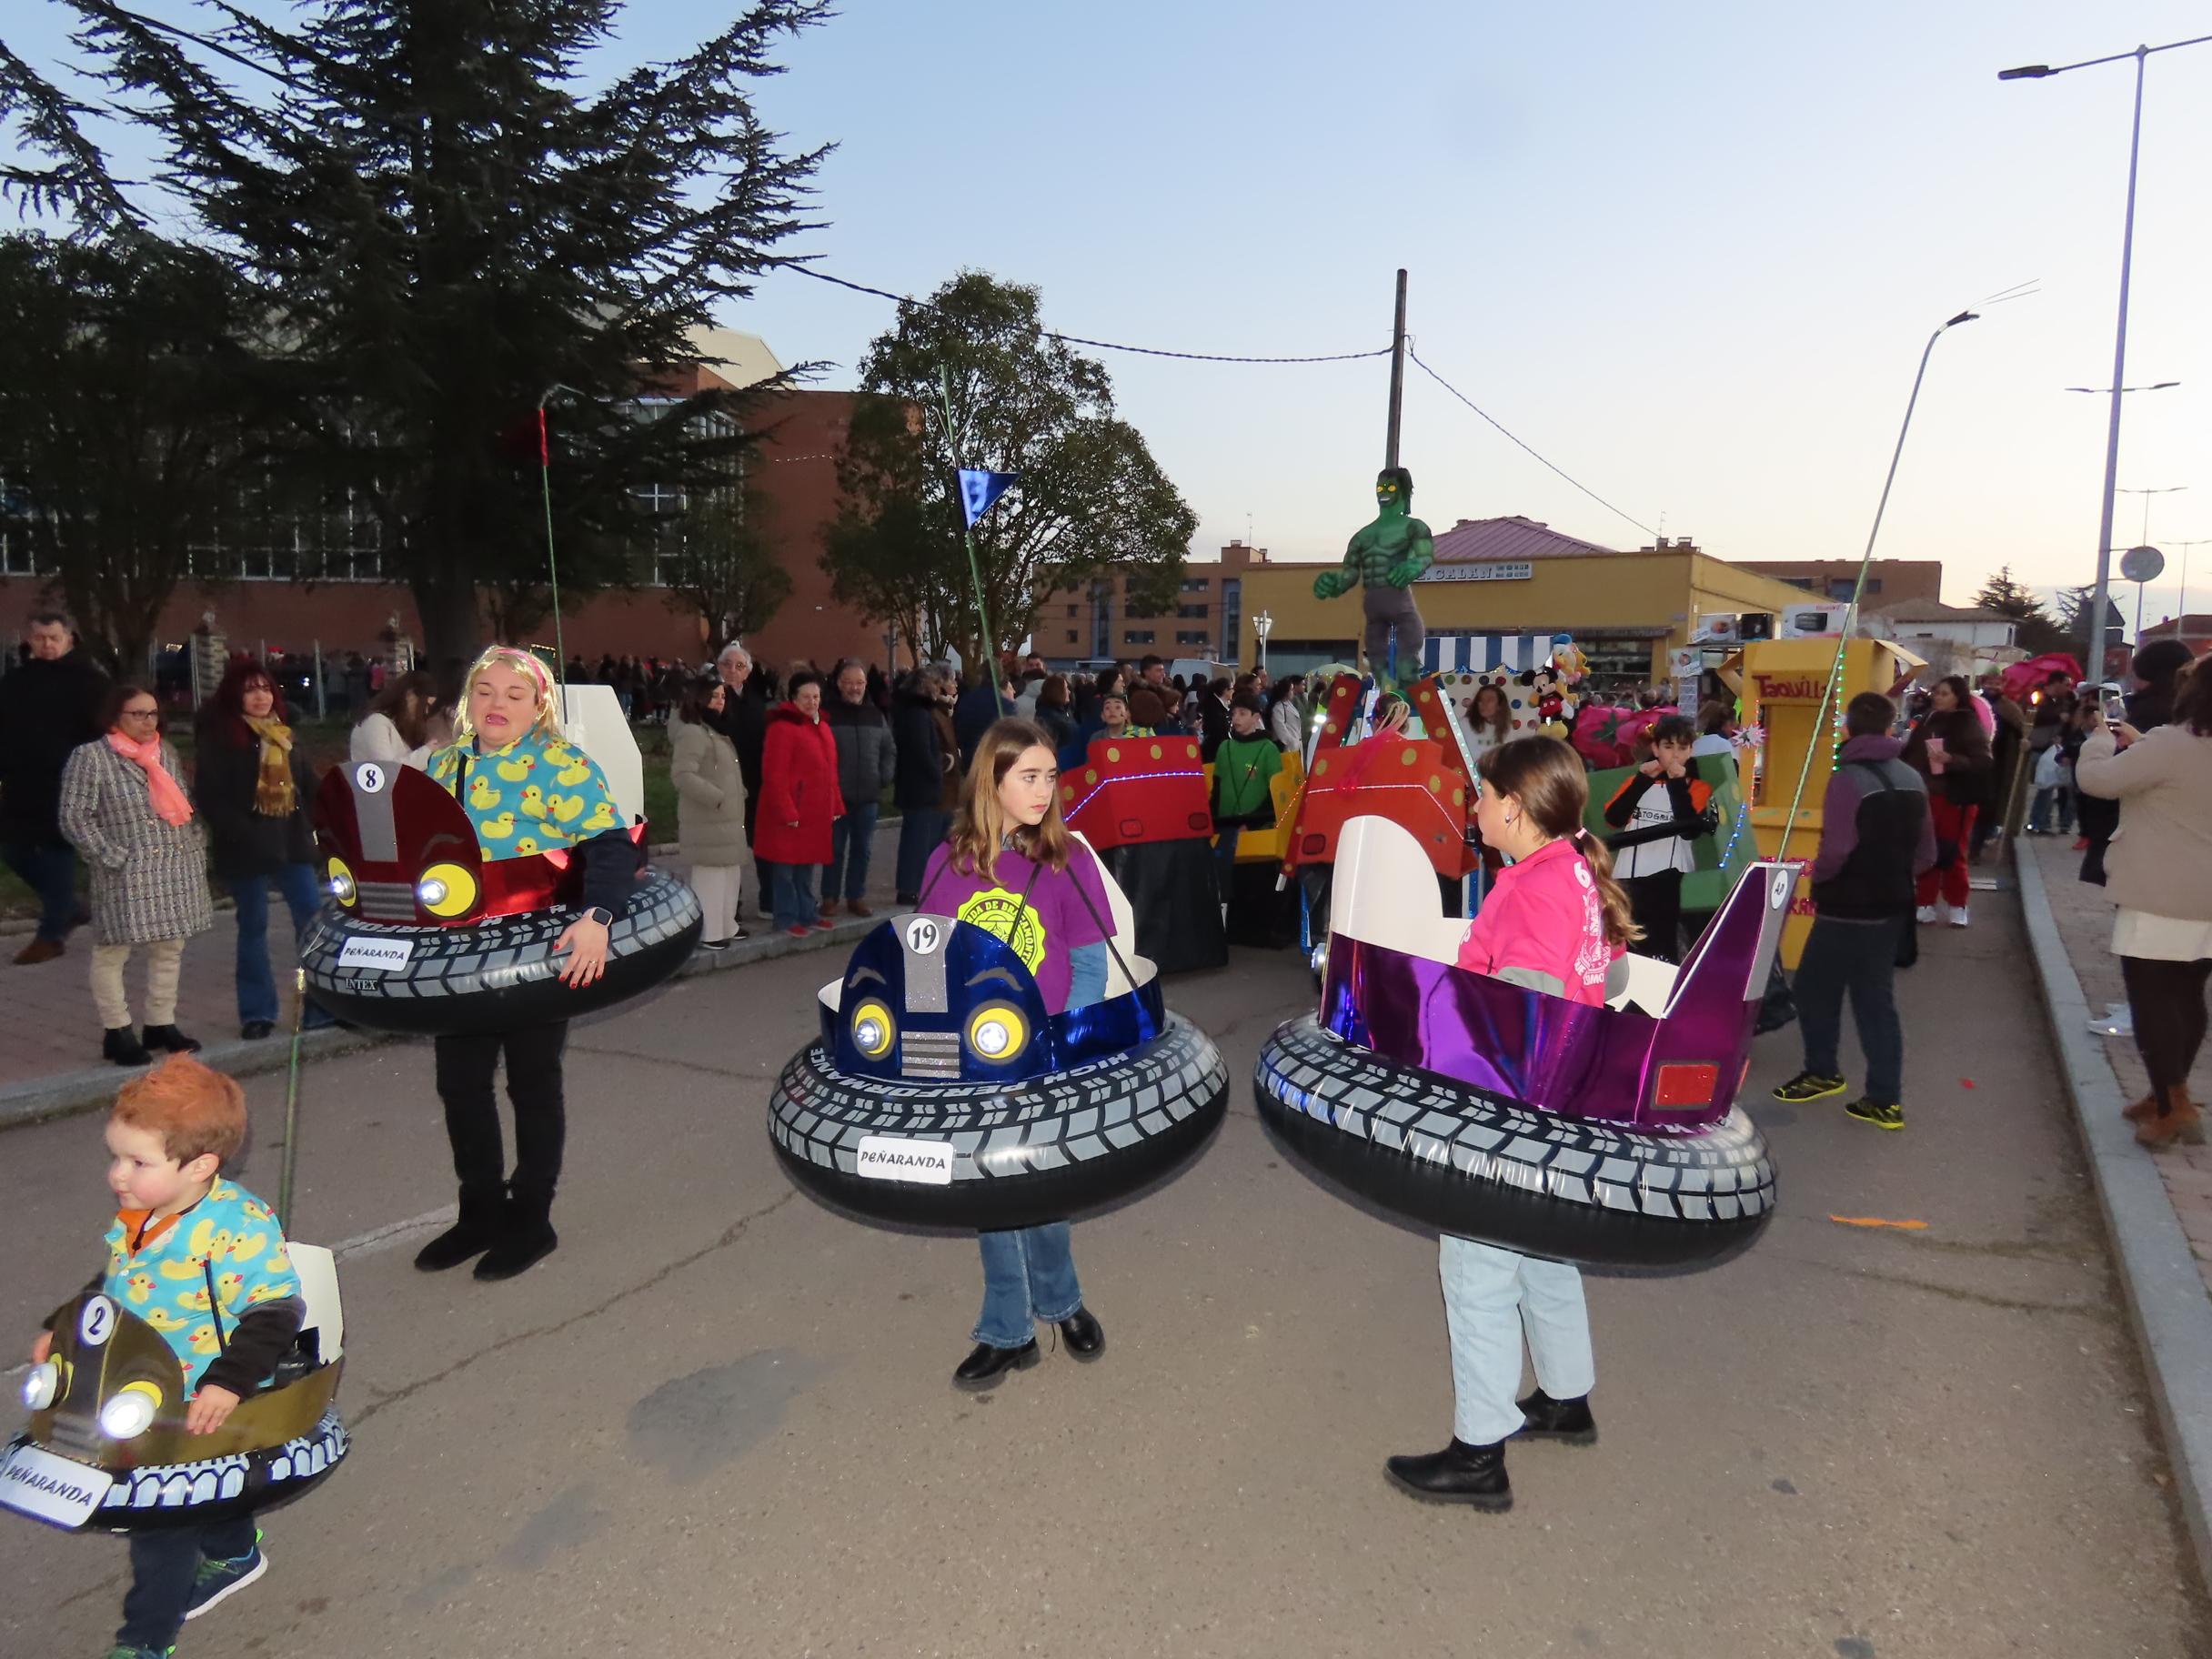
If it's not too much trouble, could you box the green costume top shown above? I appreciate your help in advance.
[426,729,623,860]
[1313,468,1434,600]
[1212,731,1282,824]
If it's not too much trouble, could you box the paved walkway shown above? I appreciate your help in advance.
[2024,833,2212,1301]
[0,823,910,1104]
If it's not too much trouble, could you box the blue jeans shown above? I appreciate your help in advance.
[1794,913,1905,1103]
[120,1511,258,1650]
[2027,785,2074,834]
[230,863,330,1028]
[765,861,819,930]
[827,803,879,902]
[896,808,950,900]
[974,1221,1084,1348]
[2,840,78,942]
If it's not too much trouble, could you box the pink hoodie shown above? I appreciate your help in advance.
[1455,835,1622,1007]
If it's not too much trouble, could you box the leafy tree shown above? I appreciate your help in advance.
[0,231,286,675]
[1972,565,2070,656]
[2056,583,2126,655]
[1,0,830,669]
[659,483,793,649]
[826,272,1195,671]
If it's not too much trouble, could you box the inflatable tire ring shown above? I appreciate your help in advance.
[1255,1014,1775,1271]
[772,1013,1230,1231]
[8,1405,350,1534]
[300,868,704,1036]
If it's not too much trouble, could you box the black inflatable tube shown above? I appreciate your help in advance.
[299,867,703,1037]
[1253,1015,1775,1272]
[771,1014,1229,1232]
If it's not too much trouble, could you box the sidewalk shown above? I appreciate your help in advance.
[2016,830,2212,1594]
[0,821,912,1123]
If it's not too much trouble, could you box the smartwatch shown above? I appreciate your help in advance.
[583,906,614,927]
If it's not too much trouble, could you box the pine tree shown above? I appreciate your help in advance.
[1972,565,2070,656]
[2,0,830,669]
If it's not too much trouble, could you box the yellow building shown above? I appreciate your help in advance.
[1242,518,1816,694]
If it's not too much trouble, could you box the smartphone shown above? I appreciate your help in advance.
[2104,693,2127,723]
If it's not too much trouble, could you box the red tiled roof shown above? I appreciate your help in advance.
[1429,516,1624,563]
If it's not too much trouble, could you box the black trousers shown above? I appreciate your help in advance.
[2122,955,2212,1098]
[1623,869,1685,962]
[120,1511,257,1648]
[432,1021,569,1197]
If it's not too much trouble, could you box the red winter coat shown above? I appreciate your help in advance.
[754,703,845,865]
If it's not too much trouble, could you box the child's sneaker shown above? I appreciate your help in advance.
[182,1531,266,1621]
[1772,1071,1846,1104]
[1845,1097,1905,1131]
[104,1647,173,1658]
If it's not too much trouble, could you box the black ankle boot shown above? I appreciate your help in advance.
[953,1339,1040,1388]
[140,1023,201,1054]
[1059,1308,1105,1360]
[475,1183,558,1281]
[103,1026,152,1067]
[1515,1388,1597,1444]
[414,1184,508,1272]
[1385,1439,1513,1509]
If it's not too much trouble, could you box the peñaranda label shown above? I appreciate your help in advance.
[337,937,414,971]
[855,1135,955,1185]
[0,1441,114,1529]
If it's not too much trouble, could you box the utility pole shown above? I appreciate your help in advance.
[1384,268,1408,469]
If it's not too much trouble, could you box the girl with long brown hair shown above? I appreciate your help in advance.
[1391,735,1635,1510]
[919,719,1115,1386]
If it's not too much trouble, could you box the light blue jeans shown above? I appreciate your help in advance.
[1439,1235,1594,1445]
[970,943,1110,1348]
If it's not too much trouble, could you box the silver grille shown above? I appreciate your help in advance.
[900,1030,961,1081]
[357,880,417,923]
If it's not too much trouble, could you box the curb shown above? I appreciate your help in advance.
[2016,845,2212,1593]
[0,910,878,1130]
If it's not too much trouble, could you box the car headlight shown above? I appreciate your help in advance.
[850,999,895,1061]
[966,1003,1030,1063]
[21,1359,59,1412]
[327,857,356,907]
[417,861,478,919]
[98,1381,162,1441]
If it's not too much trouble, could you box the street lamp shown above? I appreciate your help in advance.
[1253,610,1273,673]
[2168,539,2209,622]
[2001,32,2212,685]
[2063,381,2178,393]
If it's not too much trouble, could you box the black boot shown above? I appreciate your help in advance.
[475,1182,558,1281]
[103,1026,152,1067]
[1515,1388,1597,1444]
[953,1340,1040,1389]
[140,1023,201,1054]
[413,1183,508,1272]
[1059,1308,1105,1360]
[1385,1439,1513,1509]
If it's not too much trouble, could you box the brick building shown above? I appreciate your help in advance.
[1035,540,1269,668]
[1734,558,1945,607]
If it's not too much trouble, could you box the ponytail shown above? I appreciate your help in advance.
[1575,828,1643,949]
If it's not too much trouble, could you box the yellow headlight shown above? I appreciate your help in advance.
[327,856,356,908]
[966,1003,1029,1063]
[850,999,896,1060]
[417,861,478,919]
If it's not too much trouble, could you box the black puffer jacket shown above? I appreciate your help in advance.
[1899,709,1991,807]
[191,729,318,880]
[0,649,109,843]
[891,689,946,809]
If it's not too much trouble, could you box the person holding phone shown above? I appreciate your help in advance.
[1900,677,1990,928]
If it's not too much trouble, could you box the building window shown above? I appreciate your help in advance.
[1091,582,1112,658]
[1175,629,1209,646]
[1181,577,1208,593]
[1065,630,1078,644]
[1177,604,1208,618]
[1124,629,1154,645]
[1222,577,1242,665]
[1066,603,1078,617]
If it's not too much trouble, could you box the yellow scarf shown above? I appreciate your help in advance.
[244,715,297,818]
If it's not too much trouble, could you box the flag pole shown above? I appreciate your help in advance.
[538,402,567,696]
[938,366,1000,683]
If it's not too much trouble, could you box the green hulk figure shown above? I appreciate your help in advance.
[1313,467,1433,683]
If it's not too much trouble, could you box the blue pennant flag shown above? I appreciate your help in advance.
[959,468,1019,528]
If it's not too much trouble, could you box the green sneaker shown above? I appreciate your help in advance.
[105,1646,173,1658]
[1845,1097,1904,1131]
[1772,1071,1846,1104]
[182,1529,266,1621]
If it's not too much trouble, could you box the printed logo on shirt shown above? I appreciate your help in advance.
[954,887,1046,975]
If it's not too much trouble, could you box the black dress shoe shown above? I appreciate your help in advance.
[1384,1440,1513,1509]
[140,1023,202,1054]
[102,1026,153,1067]
[1059,1308,1105,1359]
[1515,1388,1597,1444]
[953,1339,1040,1388]
[241,1020,276,1041]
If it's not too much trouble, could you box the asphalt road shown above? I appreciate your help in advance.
[4,892,2207,1658]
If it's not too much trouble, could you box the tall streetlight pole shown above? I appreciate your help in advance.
[2167,539,2208,622]
[2003,35,2212,681]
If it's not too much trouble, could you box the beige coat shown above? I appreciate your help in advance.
[669,712,749,869]
[2076,722,2212,922]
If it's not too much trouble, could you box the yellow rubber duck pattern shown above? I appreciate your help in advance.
[102,1181,301,1393]
[426,731,622,861]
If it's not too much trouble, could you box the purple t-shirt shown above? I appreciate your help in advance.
[919,840,1113,1015]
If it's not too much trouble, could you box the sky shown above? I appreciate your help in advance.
[12,1,2212,628]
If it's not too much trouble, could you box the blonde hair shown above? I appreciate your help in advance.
[947,719,1072,882]
[452,646,561,745]
[1477,736,1641,948]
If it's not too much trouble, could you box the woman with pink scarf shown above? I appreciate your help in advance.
[56,683,213,1065]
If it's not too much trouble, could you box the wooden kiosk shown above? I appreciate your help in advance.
[1741,635,1924,968]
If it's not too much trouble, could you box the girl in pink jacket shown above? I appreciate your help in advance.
[1390,736,1639,1511]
